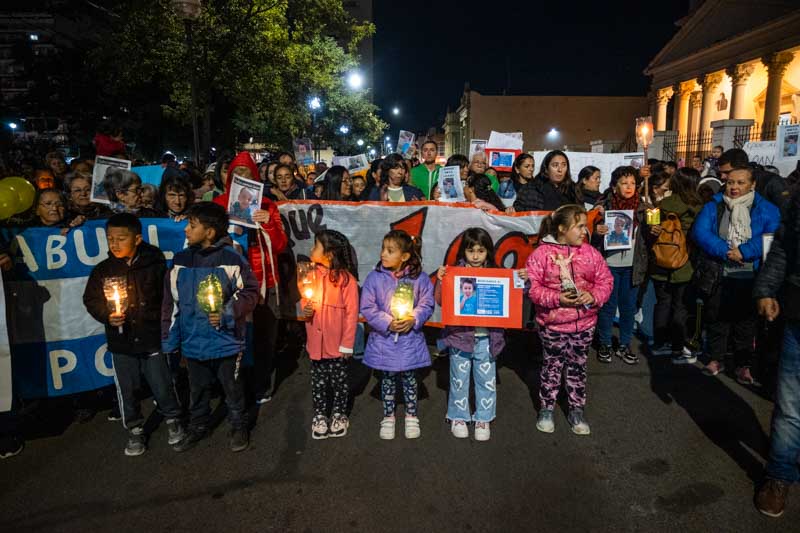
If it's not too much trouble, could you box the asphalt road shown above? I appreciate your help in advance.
[0,331,793,532]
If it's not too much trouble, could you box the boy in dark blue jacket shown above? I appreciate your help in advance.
[163,202,259,452]
[83,213,185,457]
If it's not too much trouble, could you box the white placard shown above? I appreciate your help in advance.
[91,156,132,205]
[227,174,264,228]
[437,166,465,202]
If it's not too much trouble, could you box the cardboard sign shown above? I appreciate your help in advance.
[441,267,523,328]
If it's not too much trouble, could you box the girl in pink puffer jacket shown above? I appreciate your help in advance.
[526,204,613,436]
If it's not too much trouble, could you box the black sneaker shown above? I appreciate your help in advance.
[107,405,122,422]
[124,427,146,457]
[0,436,24,459]
[229,428,249,452]
[172,427,207,453]
[617,345,639,365]
[597,345,613,363]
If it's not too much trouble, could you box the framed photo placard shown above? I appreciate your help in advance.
[441,267,523,328]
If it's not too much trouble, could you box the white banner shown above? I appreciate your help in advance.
[276,201,548,322]
[743,141,798,177]
[532,151,644,192]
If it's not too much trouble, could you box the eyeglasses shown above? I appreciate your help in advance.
[71,187,91,195]
[120,186,142,196]
[39,200,65,209]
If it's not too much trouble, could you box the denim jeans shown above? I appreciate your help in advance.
[597,267,638,347]
[765,322,800,483]
[447,336,496,422]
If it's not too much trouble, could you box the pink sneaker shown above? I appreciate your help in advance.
[702,360,725,376]
[735,367,755,385]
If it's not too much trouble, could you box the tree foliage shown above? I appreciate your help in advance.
[89,0,386,154]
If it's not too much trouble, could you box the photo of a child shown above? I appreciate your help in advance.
[231,186,255,224]
[604,210,633,250]
[459,277,478,315]
[227,174,263,228]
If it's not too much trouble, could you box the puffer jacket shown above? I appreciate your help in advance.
[300,265,359,360]
[83,242,166,355]
[360,265,434,371]
[213,151,288,297]
[526,236,614,333]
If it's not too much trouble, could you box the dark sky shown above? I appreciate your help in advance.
[372,0,690,136]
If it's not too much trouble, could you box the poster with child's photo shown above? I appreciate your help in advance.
[437,165,465,202]
[778,124,800,160]
[397,130,416,159]
[91,156,131,205]
[604,210,634,251]
[227,174,263,228]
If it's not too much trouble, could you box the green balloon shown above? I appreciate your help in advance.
[0,177,36,214]
[0,188,19,220]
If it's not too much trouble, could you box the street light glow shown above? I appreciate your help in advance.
[339,125,349,134]
[309,96,322,110]
[385,136,390,141]
[392,107,400,116]
[8,122,17,130]
[369,149,376,156]
[357,139,364,146]
[347,71,364,90]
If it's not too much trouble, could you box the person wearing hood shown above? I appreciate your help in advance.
[527,204,613,435]
[213,151,288,404]
[692,166,780,384]
[514,150,579,212]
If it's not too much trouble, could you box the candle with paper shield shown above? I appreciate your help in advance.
[196,274,223,314]
[297,261,316,300]
[646,208,661,226]
[390,282,415,342]
[103,277,128,333]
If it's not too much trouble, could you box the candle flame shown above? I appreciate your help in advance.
[303,287,313,299]
[112,286,121,314]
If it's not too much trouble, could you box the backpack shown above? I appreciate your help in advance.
[653,212,689,269]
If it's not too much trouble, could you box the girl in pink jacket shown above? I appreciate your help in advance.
[301,230,360,440]
[526,204,613,436]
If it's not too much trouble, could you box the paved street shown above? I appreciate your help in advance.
[0,332,793,533]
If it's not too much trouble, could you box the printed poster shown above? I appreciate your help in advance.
[91,156,132,205]
[293,138,314,167]
[778,124,800,160]
[227,174,264,228]
[332,154,369,177]
[397,130,416,159]
[604,210,634,251]
[437,165,465,202]
[440,267,522,328]
[468,139,487,159]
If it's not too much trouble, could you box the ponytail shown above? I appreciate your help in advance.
[467,174,505,211]
[537,204,587,241]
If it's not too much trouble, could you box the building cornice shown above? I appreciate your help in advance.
[647,9,800,87]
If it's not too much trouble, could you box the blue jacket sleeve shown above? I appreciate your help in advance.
[360,273,393,335]
[692,201,729,260]
[222,257,260,330]
[412,275,435,330]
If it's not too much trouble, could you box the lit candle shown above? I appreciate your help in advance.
[207,290,215,313]
[303,287,313,299]
[646,208,661,226]
[112,285,122,333]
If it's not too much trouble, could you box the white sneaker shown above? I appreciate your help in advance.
[474,421,491,441]
[404,416,421,439]
[379,417,395,440]
[451,420,468,439]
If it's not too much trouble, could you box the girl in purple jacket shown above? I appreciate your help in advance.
[360,230,434,440]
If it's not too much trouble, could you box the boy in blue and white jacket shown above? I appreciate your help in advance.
[162,202,259,453]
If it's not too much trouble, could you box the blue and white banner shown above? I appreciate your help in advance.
[2,218,246,398]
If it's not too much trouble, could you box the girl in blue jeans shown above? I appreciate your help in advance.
[592,166,650,365]
[435,228,524,441]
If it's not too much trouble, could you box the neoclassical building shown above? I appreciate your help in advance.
[645,0,800,143]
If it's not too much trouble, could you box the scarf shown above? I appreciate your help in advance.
[611,192,640,227]
[722,191,754,247]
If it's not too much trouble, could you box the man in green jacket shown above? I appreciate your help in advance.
[410,140,441,199]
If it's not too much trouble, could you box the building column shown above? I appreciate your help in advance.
[698,72,723,132]
[761,51,795,134]
[656,87,674,131]
[726,63,754,119]
[674,80,696,135]
[689,91,703,139]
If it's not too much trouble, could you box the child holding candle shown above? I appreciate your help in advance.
[300,230,360,439]
[527,205,613,435]
[360,229,434,440]
[83,213,185,457]
[162,202,260,453]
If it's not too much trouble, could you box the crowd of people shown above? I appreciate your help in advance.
[2,135,800,518]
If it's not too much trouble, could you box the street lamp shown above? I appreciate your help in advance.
[308,97,322,161]
[357,139,364,147]
[392,107,400,116]
[347,71,364,91]
[339,125,349,134]
[7,123,17,130]
[309,96,322,111]
[171,0,202,164]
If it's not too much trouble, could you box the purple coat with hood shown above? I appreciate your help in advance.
[360,265,435,371]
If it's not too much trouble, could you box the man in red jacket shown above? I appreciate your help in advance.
[214,151,288,404]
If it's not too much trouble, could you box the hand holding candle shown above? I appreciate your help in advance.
[196,274,223,329]
[390,282,415,341]
[103,277,128,333]
[297,262,316,318]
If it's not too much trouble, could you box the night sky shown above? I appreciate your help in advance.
[372,0,690,135]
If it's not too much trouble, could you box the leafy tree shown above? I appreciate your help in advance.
[88,0,386,158]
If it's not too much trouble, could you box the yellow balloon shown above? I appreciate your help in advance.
[0,177,36,214]
[0,188,19,220]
